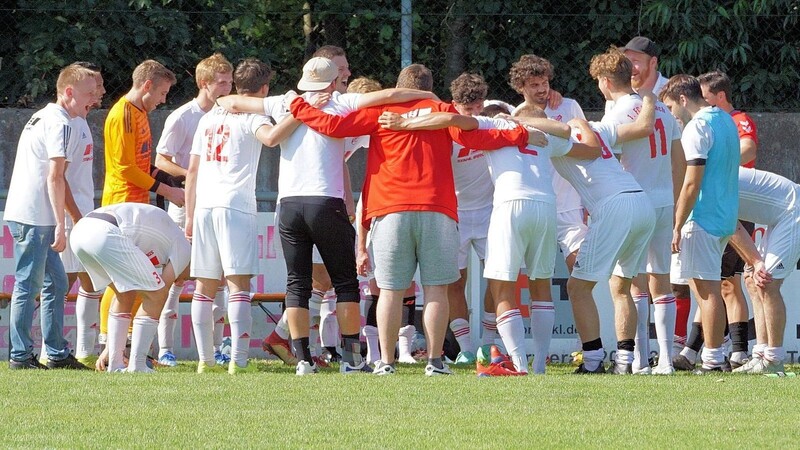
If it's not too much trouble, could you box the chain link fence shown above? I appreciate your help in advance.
[1,1,798,112]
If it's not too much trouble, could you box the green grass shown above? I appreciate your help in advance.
[1,361,799,449]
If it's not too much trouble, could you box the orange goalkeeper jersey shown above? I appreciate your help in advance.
[102,96,156,205]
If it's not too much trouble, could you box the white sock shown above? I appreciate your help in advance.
[158,284,182,357]
[496,309,528,373]
[398,325,416,359]
[730,350,748,365]
[449,318,474,355]
[309,290,324,355]
[191,292,215,365]
[632,293,650,371]
[680,345,698,363]
[530,301,555,374]
[583,348,605,371]
[482,312,498,346]
[653,294,676,367]
[228,291,252,368]
[212,287,227,351]
[752,343,767,357]
[319,291,339,349]
[764,346,785,363]
[275,310,291,340]
[128,316,158,372]
[363,325,380,365]
[701,346,726,368]
[107,312,131,372]
[75,288,102,358]
[616,348,634,365]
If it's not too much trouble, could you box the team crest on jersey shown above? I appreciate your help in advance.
[146,250,160,266]
[551,114,564,122]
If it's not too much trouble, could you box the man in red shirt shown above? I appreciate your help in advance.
[290,64,536,375]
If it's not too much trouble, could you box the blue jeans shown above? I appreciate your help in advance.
[8,221,69,362]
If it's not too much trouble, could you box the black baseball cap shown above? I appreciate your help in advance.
[623,36,659,57]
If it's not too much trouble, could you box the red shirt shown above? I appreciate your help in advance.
[730,110,758,168]
[290,98,529,228]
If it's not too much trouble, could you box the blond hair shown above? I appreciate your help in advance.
[396,64,433,91]
[56,64,96,95]
[347,77,382,94]
[195,53,233,89]
[589,47,632,88]
[513,103,547,119]
[132,60,177,88]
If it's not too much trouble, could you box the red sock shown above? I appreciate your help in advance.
[674,295,691,338]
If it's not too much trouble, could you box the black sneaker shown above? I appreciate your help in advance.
[574,362,606,374]
[692,360,732,375]
[609,362,633,374]
[672,354,696,371]
[47,353,92,370]
[9,355,49,370]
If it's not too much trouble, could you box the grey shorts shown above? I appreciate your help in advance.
[370,211,459,290]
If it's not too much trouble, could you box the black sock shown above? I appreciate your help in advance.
[341,334,362,365]
[582,338,603,352]
[617,339,635,352]
[428,357,443,369]
[292,337,312,363]
[687,322,704,351]
[402,296,416,327]
[366,295,379,327]
[729,321,749,353]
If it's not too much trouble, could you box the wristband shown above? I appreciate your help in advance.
[149,180,161,193]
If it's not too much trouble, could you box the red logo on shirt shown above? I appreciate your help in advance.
[146,250,160,266]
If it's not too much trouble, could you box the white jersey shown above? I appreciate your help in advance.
[552,122,642,214]
[514,98,587,214]
[451,118,495,211]
[93,203,190,273]
[738,167,799,226]
[190,105,270,214]
[65,117,96,222]
[157,99,205,169]
[603,94,681,208]
[4,103,79,226]
[482,118,572,205]
[277,91,361,200]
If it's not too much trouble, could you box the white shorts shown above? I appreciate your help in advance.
[70,218,165,293]
[484,200,556,281]
[758,214,800,280]
[640,205,673,274]
[457,205,492,269]
[60,225,84,273]
[168,202,186,230]
[670,253,688,285]
[673,221,729,281]
[557,209,588,257]
[191,208,258,279]
[573,192,655,282]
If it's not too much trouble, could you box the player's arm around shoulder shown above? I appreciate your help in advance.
[616,90,656,142]
[378,111,478,131]
[356,88,438,109]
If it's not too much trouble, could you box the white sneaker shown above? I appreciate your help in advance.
[295,360,318,376]
[340,361,373,374]
[732,352,763,373]
[373,361,396,376]
[424,363,453,376]
[742,357,784,375]
[397,354,418,364]
[633,366,652,375]
[652,365,675,375]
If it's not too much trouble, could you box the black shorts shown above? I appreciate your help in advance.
[720,221,755,279]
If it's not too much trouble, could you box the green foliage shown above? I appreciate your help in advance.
[0,0,797,111]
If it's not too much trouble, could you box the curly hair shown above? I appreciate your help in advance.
[589,47,632,88]
[508,54,553,93]
[450,73,488,104]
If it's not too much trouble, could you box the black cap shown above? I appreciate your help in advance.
[623,36,659,57]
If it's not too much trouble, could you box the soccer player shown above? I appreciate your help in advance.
[509,54,588,273]
[70,203,191,373]
[185,58,300,374]
[62,62,106,366]
[597,47,684,374]
[660,74,740,374]
[289,63,538,376]
[621,37,670,96]
[98,60,182,355]
[447,72,494,364]
[154,53,234,368]
[730,168,799,374]
[5,64,97,370]
[542,93,659,374]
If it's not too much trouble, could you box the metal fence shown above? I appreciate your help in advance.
[1,1,798,112]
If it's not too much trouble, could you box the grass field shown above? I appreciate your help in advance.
[1,360,799,449]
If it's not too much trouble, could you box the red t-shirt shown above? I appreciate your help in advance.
[290,97,529,228]
[730,110,758,168]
